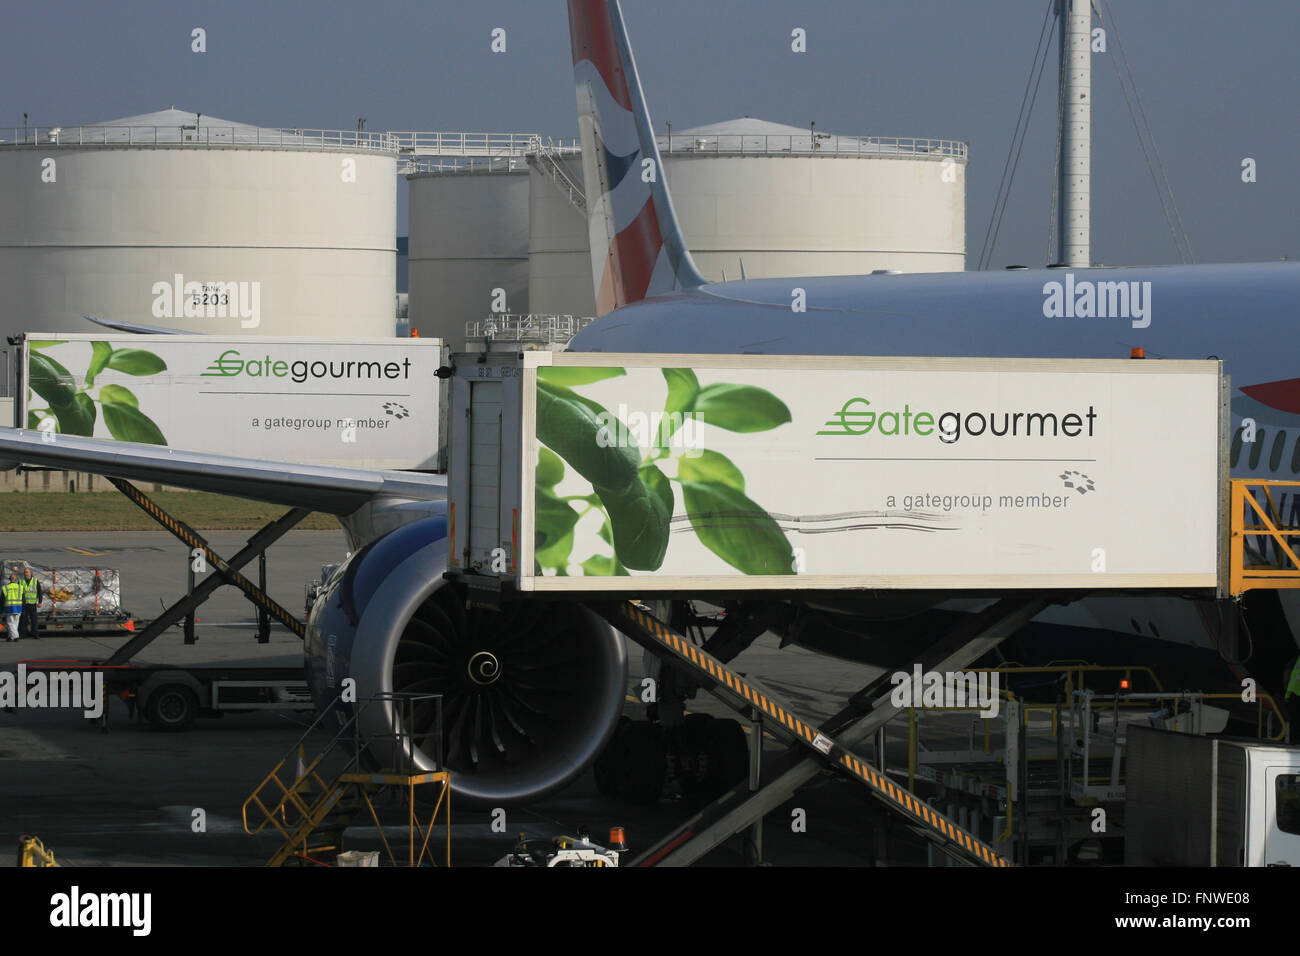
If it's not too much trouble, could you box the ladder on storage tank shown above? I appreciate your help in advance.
[597,601,1013,867]
[242,694,450,867]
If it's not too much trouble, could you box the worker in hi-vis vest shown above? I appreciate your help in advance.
[19,567,40,640]
[3,572,23,642]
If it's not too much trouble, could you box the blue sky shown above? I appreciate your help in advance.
[3,0,1296,266]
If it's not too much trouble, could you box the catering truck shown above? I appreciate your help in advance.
[16,333,446,470]
[446,351,1227,594]
[1125,725,1300,866]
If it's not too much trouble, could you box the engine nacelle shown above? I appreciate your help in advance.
[305,516,628,805]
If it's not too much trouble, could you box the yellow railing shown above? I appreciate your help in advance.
[16,835,59,867]
[1229,479,1300,593]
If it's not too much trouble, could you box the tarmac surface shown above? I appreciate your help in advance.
[0,530,914,867]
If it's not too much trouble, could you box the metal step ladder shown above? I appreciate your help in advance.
[528,136,586,214]
[242,693,451,867]
[598,601,1013,867]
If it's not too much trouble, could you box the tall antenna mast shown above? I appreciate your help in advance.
[1058,0,1091,267]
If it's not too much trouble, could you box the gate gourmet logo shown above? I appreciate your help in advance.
[1041,272,1152,328]
[818,397,1098,444]
[202,349,412,384]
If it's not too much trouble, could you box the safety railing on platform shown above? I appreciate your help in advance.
[655,132,967,159]
[0,125,400,150]
[466,313,594,346]
[1229,479,1300,593]
[242,692,447,866]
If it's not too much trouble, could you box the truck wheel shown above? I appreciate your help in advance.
[145,684,199,732]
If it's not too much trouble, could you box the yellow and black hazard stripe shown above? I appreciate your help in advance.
[611,601,1009,868]
[108,478,306,639]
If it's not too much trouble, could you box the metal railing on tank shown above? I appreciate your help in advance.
[466,313,594,348]
[0,125,401,151]
[654,133,968,159]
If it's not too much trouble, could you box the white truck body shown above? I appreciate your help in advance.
[447,352,1227,593]
[19,333,446,471]
[1126,725,1300,866]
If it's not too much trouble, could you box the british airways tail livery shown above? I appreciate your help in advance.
[568,0,705,315]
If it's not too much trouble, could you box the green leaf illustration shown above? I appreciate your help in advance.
[98,384,139,408]
[84,341,114,387]
[28,340,66,349]
[663,368,700,416]
[537,446,565,488]
[580,554,630,577]
[536,381,639,495]
[601,478,671,571]
[48,393,96,437]
[639,463,674,518]
[106,349,167,376]
[535,486,582,552]
[677,448,745,492]
[27,410,55,432]
[29,352,77,406]
[693,383,791,433]
[535,528,574,573]
[681,480,794,574]
[537,366,626,387]
[102,403,166,444]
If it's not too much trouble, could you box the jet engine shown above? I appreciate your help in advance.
[305,516,627,805]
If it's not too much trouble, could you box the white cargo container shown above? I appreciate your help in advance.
[447,352,1227,593]
[18,333,445,471]
[1126,725,1300,866]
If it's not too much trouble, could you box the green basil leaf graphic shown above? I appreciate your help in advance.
[580,554,630,577]
[693,383,791,433]
[49,393,95,437]
[537,445,565,488]
[536,366,625,387]
[98,384,138,408]
[28,340,66,349]
[639,463,674,517]
[677,448,745,492]
[535,528,574,573]
[27,410,55,432]
[84,341,114,387]
[106,349,167,376]
[535,486,581,552]
[681,480,794,574]
[536,381,639,495]
[102,402,166,444]
[601,478,671,571]
[663,368,700,416]
[29,352,77,406]
[535,381,670,570]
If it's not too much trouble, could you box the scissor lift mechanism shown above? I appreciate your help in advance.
[597,597,1061,867]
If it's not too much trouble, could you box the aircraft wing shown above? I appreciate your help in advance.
[0,428,445,515]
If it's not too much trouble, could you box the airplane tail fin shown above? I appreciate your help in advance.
[567,0,706,316]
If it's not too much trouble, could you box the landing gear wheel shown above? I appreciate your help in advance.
[145,684,198,732]
[678,715,748,803]
[594,718,666,805]
[702,718,749,795]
